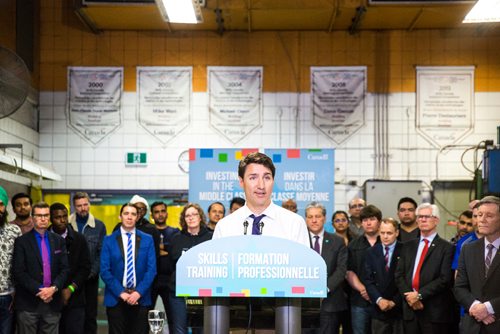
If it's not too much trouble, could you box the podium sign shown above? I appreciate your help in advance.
[176,236,327,298]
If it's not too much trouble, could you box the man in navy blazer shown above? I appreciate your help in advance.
[395,203,455,334]
[13,202,69,334]
[454,196,500,334]
[362,218,403,334]
[305,202,349,334]
[100,203,156,334]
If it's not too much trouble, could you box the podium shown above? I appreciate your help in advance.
[176,236,327,333]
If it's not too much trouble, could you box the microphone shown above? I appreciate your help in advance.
[259,222,264,235]
[243,221,249,235]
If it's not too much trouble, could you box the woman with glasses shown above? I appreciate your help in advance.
[332,210,355,246]
[167,203,212,334]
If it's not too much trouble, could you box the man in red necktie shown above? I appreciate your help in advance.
[395,203,454,334]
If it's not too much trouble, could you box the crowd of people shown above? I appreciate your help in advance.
[0,152,499,334]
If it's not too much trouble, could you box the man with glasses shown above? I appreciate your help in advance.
[13,202,69,334]
[348,197,366,238]
[395,203,454,333]
[396,197,419,243]
[69,192,106,334]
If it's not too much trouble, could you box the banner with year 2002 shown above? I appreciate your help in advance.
[137,67,191,145]
[67,67,123,145]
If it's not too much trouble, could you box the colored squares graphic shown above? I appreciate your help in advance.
[287,149,300,158]
[199,289,212,296]
[260,288,268,295]
[200,149,214,158]
[189,148,196,161]
[272,154,282,163]
[218,153,228,162]
[291,286,305,294]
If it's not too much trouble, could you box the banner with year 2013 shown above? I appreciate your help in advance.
[67,67,123,145]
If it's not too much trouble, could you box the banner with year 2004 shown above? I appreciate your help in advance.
[208,66,263,143]
[67,67,123,145]
[137,67,191,145]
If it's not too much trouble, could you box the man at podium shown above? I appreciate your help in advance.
[213,152,309,247]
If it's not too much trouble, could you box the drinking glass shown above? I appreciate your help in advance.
[148,309,165,334]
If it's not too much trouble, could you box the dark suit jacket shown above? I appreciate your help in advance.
[362,241,403,320]
[100,229,156,307]
[51,226,91,309]
[315,232,348,313]
[454,238,500,333]
[13,229,69,312]
[395,234,455,323]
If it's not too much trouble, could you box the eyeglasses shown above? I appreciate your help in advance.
[185,212,200,219]
[417,215,436,220]
[33,214,50,219]
[334,218,348,223]
[350,204,364,209]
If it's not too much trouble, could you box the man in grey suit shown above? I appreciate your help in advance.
[454,195,500,333]
[305,202,349,334]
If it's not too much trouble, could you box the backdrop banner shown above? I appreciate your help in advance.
[67,67,123,145]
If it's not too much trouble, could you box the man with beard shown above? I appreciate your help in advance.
[49,203,90,334]
[348,197,366,238]
[69,192,106,334]
[10,193,34,234]
[396,197,419,243]
[150,201,179,329]
[206,201,225,231]
[0,186,22,334]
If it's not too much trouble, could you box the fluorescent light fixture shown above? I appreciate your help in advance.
[463,0,500,23]
[155,0,204,24]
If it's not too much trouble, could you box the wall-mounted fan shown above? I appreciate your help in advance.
[0,46,30,119]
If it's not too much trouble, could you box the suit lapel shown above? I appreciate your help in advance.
[48,232,56,274]
[485,240,500,281]
[29,230,43,267]
[116,233,124,258]
[135,233,141,264]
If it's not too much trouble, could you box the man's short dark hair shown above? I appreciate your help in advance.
[208,202,225,215]
[238,152,275,179]
[459,210,473,219]
[150,201,167,212]
[50,202,67,214]
[73,192,90,204]
[230,197,245,208]
[32,201,50,215]
[360,205,382,221]
[12,193,32,206]
[120,203,138,215]
[397,197,417,210]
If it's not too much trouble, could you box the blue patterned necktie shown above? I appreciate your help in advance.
[125,232,135,289]
[250,214,265,235]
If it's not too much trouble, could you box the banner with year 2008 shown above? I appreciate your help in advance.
[188,148,258,212]
[265,149,335,232]
[67,67,123,145]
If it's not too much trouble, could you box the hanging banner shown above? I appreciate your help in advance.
[416,66,474,148]
[137,67,191,145]
[208,66,263,143]
[67,67,123,145]
[188,148,258,212]
[311,66,366,144]
[265,149,335,232]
